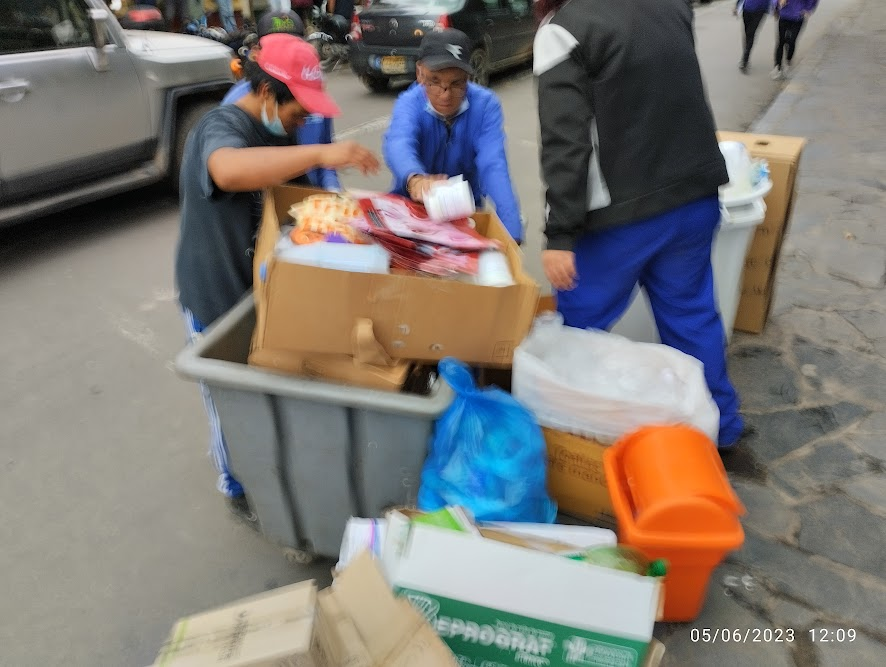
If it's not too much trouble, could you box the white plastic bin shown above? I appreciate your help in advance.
[611,183,770,343]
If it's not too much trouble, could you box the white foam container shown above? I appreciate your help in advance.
[610,182,771,343]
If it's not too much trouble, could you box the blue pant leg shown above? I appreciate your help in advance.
[181,306,245,497]
[556,222,658,331]
[638,197,744,447]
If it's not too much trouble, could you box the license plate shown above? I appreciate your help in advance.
[380,56,407,75]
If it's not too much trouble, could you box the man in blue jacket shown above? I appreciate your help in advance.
[221,10,341,190]
[383,30,524,242]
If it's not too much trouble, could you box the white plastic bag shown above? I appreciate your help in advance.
[513,313,719,443]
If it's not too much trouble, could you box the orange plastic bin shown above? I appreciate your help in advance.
[603,425,746,622]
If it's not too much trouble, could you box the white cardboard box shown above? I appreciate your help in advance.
[383,520,662,667]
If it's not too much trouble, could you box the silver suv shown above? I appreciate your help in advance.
[0,0,235,226]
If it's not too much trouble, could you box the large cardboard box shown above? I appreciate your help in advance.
[252,186,540,366]
[543,427,616,527]
[152,581,321,667]
[382,519,663,667]
[315,552,458,666]
[717,132,807,333]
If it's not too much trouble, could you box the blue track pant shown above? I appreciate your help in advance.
[556,196,743,447]
[181,306,245,497]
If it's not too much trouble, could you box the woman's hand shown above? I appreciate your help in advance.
[543,250,578,291]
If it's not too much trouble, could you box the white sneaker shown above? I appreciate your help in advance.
[784,61,793,76]
[771,66,784,80]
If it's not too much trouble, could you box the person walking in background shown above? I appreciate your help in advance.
[772,0,818,79]
[164,0,192,30]
[268,0,292,11]
[734,0,771,72]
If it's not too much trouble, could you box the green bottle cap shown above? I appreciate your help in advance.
[647,559,668,577]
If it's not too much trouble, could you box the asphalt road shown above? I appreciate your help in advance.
[0,2,856,665]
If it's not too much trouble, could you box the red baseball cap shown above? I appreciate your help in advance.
[254,33,341,118]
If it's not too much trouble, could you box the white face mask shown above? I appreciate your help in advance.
[261,99,288,137]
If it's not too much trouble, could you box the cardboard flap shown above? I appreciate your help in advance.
[478,527,586,556]
[352,319,393,367]
[333,552,426,661]
[317,591,374,667]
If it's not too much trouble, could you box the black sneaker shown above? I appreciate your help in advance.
[227,495,261,532]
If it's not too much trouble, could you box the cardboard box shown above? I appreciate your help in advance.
[153,555,457,667]
[543,427,616,527]
[252,186,540,366]
[717,132,807,333]
[382,520,663,667]
[316,552,458,666]
[152,581,321,667]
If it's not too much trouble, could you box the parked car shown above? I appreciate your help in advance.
[0,0,234,227]
[349,0,534,92]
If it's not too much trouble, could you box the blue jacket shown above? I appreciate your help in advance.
[772,0,818,21]
[221,79,341,190]
[383,83,523,241]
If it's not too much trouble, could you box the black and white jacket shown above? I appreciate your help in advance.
[534,0,729,251]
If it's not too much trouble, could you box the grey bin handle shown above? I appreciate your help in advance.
[174,296,454,419]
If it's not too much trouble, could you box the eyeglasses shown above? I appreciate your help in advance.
[425,79,469,95]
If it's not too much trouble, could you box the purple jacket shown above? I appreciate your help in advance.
[772,0,818,21]
[739,0,771,13]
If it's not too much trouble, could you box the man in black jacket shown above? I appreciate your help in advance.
[534,0,743,448]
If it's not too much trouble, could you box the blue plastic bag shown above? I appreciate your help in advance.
[418,358,557,523]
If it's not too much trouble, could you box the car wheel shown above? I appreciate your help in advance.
[171,99,217,194]
[469,48,490,87]
[361,75,390,93]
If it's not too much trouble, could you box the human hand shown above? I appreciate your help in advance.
[407,174,447,203]
[320,141,380,175]
[542,250,578,291]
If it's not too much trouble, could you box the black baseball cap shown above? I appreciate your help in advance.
[418,29,473,75]
[258,11,305,38]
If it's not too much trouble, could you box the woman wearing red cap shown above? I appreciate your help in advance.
[174,34,379,524]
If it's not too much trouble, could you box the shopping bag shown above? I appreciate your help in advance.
[418,358,557,523]
[513,313,720,443]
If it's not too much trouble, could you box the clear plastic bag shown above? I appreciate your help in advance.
[418,358,557,523]
[513,314,719,443]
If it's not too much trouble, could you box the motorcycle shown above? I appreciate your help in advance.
[306,11,353,72]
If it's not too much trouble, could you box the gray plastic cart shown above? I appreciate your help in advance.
[175,296,453,562]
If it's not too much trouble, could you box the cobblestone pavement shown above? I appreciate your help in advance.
[656,0,886,664]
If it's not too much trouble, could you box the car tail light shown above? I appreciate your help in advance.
[436,14,451,30]
[350,12,362,41]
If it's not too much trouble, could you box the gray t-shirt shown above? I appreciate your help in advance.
[174,104,307,327]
